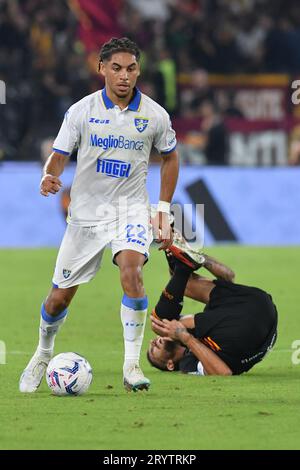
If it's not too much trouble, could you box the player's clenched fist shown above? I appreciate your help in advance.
[40,174,62,197]
[151,315,189,342]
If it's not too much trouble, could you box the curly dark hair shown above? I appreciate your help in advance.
[99,37,141,63]
[146,345,180,372]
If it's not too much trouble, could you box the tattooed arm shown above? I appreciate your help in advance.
[184,254,235,304]
[203,254,235,282]
[150,316,232,376]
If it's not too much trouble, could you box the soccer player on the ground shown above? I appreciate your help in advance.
[147,233,278,375]
[19,37,179,393]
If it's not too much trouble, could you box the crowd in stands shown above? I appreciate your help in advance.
[1,0,300,162]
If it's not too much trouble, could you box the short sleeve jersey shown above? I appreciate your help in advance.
[53,87,177,225]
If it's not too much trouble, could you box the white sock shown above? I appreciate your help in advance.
[37,303,68,356]
[120,295,148,372]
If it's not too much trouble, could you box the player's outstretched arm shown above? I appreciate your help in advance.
[40,151,68,197]
[153,150,179,250]
[183,255,235,304]
[203,255,235,282]
[159,150,179,205]
[183,334,232,376]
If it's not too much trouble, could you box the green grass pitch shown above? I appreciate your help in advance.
[0,246,299,450]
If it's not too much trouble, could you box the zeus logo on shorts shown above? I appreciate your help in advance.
[127,238,145,247]
[96,158,131,178]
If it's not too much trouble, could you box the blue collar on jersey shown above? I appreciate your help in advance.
[101,87,141,111]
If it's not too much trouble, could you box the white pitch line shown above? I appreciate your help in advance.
[8,351,30,355]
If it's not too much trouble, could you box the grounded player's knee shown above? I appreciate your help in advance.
[120,265,144,296]
[44,287,77,316]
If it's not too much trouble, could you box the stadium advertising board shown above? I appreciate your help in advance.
[0,163,299,247]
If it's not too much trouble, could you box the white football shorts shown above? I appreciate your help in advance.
[52,214,153,288]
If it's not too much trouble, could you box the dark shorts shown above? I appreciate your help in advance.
[192,280,278,375]
[222,322,277,375]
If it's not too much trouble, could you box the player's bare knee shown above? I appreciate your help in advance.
[45,286,77,316]
[120,265,144,296]
[45,291,72,316]
[45,298,68,316]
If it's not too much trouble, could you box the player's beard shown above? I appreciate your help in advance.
[164,340,178,355]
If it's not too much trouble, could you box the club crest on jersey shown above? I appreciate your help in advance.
[63,269,71,279]
[134,118,149,133]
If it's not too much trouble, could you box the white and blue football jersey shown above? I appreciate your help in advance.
[53,88,177,225]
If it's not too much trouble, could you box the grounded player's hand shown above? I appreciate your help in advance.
[151,315,190,343]
[163,319,190,343]
[40,174,62,197]
[150,314,169,337]
[151,211,173,251]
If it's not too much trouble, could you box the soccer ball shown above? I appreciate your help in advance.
[46,352,92,396]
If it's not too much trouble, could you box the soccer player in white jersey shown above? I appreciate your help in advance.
[19,37,179,393]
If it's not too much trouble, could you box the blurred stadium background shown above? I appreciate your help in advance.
[1,0,300,451]
[1,0,300,247]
